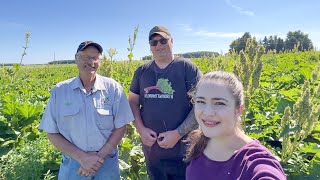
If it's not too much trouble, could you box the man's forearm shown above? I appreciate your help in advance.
[47,133,86,162]
[176,108,198,137]
[129,100,145,133]
[97,126,126,159]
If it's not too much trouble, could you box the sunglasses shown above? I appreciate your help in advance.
[149,38,169,46]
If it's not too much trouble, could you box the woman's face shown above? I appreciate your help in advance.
[194,81,241,139]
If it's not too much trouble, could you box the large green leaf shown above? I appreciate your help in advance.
[309,152,320,179]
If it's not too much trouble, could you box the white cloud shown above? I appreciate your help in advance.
[200,31,286,40]
[177,24,288,39]
[195,30,244,38]
[177,24,243,38]
[225,0,255,16]
[175,41,217,45]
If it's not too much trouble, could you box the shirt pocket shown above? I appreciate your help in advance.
[95,107,114,130]
[61,106,80,120]
[59,106,80,131]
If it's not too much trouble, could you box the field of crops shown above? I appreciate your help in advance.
[0,50,319,180]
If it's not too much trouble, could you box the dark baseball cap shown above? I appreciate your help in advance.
[77,41,103,54]
[149,25,171,40]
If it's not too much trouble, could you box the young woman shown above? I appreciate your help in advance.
[185,71,286,180]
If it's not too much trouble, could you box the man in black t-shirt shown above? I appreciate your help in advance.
[129,25,201,180]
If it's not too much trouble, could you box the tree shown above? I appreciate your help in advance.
[285,30,313,51]
[180,51,219,58]
[262,36,268,49]
[268,35,276,51]
[236,31,313,53]
[142,51,219,60]
[142,55,153,60]
[229,32,252,53]
[276,38,285,53]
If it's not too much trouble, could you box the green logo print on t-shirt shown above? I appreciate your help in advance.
[143,78,175,99]
[156,78,175,95]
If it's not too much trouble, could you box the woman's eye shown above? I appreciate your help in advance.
[215,102,225,105]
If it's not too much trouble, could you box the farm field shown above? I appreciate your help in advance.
[0,50,319,180]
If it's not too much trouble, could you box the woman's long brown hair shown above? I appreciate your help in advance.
[184,129,209,162]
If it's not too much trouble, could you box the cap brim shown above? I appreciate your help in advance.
[149,32,170,40]
[89,43,103,54]
[77,42,103,54]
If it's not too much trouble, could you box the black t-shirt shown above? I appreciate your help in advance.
[130,57,201,160]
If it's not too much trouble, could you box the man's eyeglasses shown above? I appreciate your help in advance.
[77,54,102,62]
[149,38,169,46]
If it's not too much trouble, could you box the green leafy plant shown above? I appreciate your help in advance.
[127,25,139,62]
[280,75,320,167]
[107,48,118,62]
[0,137,60,180]
[0,45,319,179]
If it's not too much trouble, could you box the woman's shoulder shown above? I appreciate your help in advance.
[233,139,280,166]
[235,139,287,179]
[236,139,273,156]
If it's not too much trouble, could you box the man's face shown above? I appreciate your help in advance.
[75,46,101,75]
[149,34,173,60]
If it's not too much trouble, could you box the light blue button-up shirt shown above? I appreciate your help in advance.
[39,74,134,152]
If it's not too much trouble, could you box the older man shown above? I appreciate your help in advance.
[129,26,202,180]
[39,41,134,180]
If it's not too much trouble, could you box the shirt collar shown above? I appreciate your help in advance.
[93,74,106,91]
[70,75,83,90]
[70,74,106,91]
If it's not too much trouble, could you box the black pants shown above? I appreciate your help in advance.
[142,141,188,180]
[146,159,187,180]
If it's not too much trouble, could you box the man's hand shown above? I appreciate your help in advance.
[77,166,94,177]
[157,130,181,149]
[78,152,104,176]
[137,127,157,147]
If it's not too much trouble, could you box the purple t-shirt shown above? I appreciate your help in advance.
[186,140,286,180]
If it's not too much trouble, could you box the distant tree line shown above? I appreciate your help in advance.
[48,60,75,64]
[230,30,314,53]
[1,63,16,66]
[142,51,219,60]
[177,51,220,58]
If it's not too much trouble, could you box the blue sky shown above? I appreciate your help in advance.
[1,0,319,64]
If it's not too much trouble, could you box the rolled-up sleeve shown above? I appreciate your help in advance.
[39,87,59,133]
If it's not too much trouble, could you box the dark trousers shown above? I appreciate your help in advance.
[142,141,188,180]
[146,159,187,180]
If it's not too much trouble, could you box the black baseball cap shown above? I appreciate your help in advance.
[77,41,103,54]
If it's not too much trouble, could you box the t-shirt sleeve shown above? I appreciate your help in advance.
[249,158,287,180]
[113,84,135,128]
[38,87,59,133]
[129,67,142,95]
[185,61,202,91]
